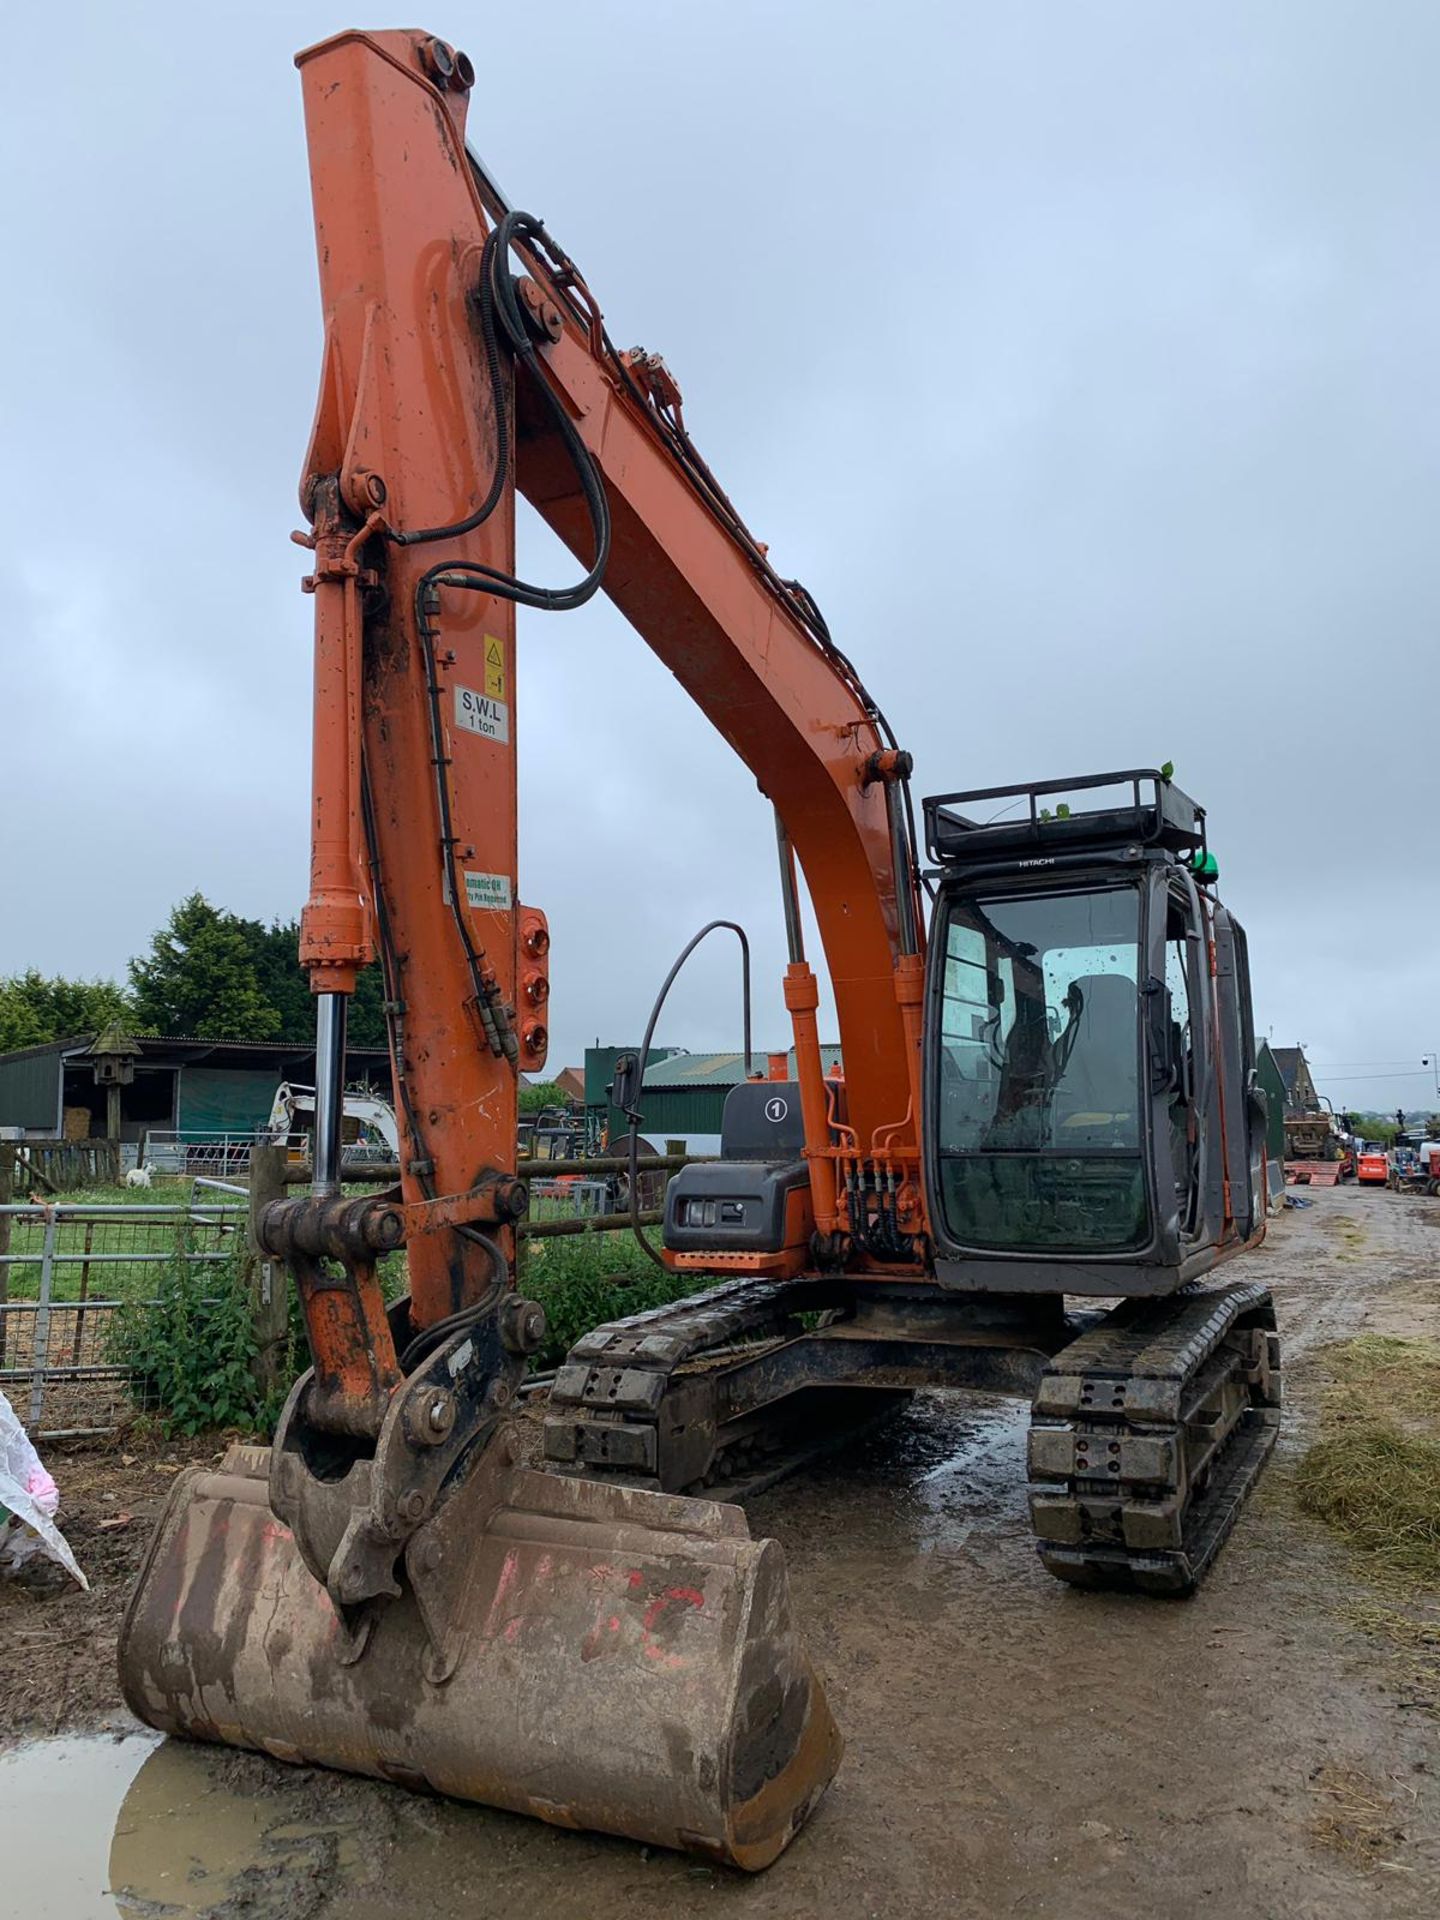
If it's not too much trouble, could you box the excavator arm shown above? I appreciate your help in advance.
[512,251,928,1184]
[291,24,927,1348]
[251,17,934,1571]
[121,23,898,1869]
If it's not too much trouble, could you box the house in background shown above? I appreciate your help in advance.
[1270,1045,1321,1115]
[584,1043,844,1143]
[551,1065,586,1108]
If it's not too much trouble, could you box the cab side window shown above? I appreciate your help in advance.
[1164,887,1200,1229]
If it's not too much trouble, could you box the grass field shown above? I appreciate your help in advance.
[1296,1334,1440,1586]
[1296,1332,1440,1715]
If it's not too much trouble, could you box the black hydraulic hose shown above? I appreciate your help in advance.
[349,212,611,1073]
[367,760,512,1372]
[397,213,612,606]
[622,921,753,1269]
[361,762,438,1198]
[413,585,514,1062]
[396,1227,507,1375]
[387,223,514,548]
[773,578,930,905]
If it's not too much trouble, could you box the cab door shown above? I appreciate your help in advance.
[1146,869,1207,1254]
[1211,904,1265,1241]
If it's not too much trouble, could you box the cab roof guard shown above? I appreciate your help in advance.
[923,768,1207,869]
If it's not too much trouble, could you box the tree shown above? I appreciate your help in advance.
[233,915,389,1049]
[519,1079,569,1114]
[128,893,280,1040]
[2,898,392,1055]
[350,960,389,1050]
[0,970,136,1052]
[238,917,312,1045]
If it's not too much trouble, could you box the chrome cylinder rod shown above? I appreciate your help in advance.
[884,782,920,957]
[774,810,806,964]
[313,992,349,1196]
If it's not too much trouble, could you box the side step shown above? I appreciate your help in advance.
[1026,1281,1282,1596]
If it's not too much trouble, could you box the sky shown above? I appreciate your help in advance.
[2,2,1437,1117]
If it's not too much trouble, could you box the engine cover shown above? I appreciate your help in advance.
[662,1081,812,1259]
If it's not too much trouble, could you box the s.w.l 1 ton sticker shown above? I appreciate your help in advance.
[455,684,509,744]
[464,871,512,912]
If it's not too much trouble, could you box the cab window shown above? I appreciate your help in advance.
[934,886,1148,1254]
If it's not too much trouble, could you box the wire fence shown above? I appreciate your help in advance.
[0,1200,247,1439]
[528,1177,613,1219]
[0,1154,707,1441]
[139,1130,394,1177]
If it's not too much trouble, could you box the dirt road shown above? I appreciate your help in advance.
[2,1185,1437,1918]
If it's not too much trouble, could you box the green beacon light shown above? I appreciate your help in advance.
[1192,849,1219,884]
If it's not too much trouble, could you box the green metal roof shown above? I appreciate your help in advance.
[641,1047,842,1088]
[642,1052,748,1087]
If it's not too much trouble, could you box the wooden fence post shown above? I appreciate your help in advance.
[246,1145,291,1398]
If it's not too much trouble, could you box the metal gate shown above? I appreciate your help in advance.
[0,1199,246,1438]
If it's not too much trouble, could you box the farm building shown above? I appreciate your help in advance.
[550,1065,586,1107]
[585,1043,844,1141]
[0,1033,393,1148]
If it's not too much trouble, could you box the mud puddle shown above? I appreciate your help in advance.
[749,1390,1032,1567]
[0,1734,382,1920]
[0,1734,158,1920]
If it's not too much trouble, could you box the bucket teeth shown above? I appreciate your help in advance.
[118,1427,841,1870]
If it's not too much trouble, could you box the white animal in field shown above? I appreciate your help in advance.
[124,1165,153,1189]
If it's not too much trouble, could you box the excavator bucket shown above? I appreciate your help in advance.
[117,1435,841,1870]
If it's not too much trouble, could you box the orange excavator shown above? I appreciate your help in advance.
[119,26,1282,1871]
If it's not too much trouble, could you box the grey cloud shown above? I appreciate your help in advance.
[4,1,1437,1112]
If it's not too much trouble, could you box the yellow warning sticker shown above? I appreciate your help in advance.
[484,635,507,701]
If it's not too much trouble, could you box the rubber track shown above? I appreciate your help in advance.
[547,1275,1282,1599]
[544,1277,839,1482]
[559,1276,826,1381]
[1028,1280,1281,1596]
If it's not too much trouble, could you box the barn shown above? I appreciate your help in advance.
[0,1033,392,1150]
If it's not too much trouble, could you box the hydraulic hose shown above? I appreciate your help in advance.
[621,922,753,1268]
[394,212,612,606]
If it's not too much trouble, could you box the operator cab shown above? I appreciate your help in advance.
[921,769,1266,1296]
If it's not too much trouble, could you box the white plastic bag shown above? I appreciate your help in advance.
[0,1389,88,1589]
